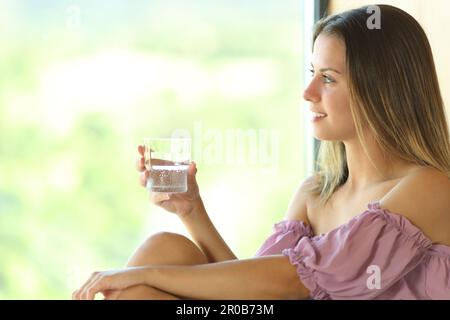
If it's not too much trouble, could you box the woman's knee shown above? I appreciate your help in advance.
[127,231,208,267]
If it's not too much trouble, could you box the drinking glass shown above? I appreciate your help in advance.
[143,137,191,193]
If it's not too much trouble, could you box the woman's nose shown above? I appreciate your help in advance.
[303,78,320,103]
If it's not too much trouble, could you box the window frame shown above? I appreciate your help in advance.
[303,0,328,173]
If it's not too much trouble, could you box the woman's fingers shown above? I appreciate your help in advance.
[73,272,111,300]
[72,271,100,300]
[136,156,145,172]
[150,192,171,204]
[189,161,197,175]
[137,145,145,156]
[187,161,197,185]
[84,277,106,300]
[140,170,149,187]
[74,268,146,300]
[137,145,147,173]
[73,272,97,299]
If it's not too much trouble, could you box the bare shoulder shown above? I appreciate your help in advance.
[380,167,450,213]
[283,175,316,223]
[379,167,450,243]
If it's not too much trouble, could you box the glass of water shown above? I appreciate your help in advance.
[143,137,191,193]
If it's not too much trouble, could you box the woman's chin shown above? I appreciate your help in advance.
[313,131,333,141]
[313,127,350,142]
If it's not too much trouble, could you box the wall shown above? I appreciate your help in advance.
[329,0,450,121]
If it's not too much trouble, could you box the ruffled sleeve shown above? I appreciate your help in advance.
[254,220,313,257]
[425,246,450,299]
[282,202,433,300]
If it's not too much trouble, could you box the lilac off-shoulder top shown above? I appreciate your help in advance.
[254,201,450,300]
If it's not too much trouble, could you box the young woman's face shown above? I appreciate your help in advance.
[303,34,355,141]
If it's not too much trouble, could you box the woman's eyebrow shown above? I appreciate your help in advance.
[319,67,341,74]
[310,63,342,75]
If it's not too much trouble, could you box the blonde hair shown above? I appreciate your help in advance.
[307,5,450,207]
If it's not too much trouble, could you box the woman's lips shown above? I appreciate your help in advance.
[310,111,327,122]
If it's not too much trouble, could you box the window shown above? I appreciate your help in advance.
[0,0,311,298]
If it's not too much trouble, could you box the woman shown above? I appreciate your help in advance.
[73,5,450,300]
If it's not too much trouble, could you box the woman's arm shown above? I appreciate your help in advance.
[146,255,308,300]
[180,198,238,262]
[138,146,236,263]
[74,255,310,300]
[192,175,317,263]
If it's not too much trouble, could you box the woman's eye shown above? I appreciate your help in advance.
[322,74,335,84]
[309,69,335,84]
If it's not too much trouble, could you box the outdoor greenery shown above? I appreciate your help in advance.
[0,0,307,299]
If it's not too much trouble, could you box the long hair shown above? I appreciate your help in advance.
[307,5,450,207]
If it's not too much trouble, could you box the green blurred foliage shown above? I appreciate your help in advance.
[0,0,306,299]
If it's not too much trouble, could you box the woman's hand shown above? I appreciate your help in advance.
[136,145,202,218]
[72,267,149,300]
